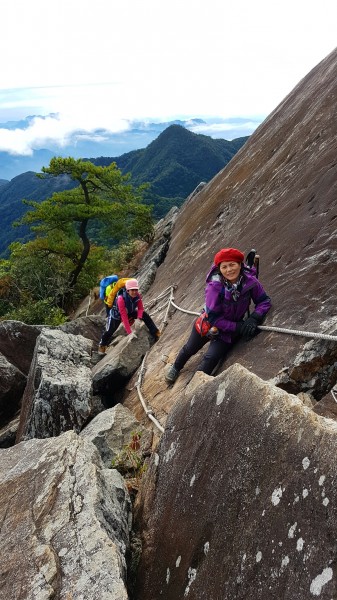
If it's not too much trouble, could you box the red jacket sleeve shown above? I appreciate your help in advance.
[117,295,132,335]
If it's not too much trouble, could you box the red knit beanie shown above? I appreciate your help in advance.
[214,248,244,266]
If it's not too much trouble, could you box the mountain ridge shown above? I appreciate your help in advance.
[0,125,248,254]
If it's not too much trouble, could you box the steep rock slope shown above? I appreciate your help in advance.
[134,365,337,599]
[123,48,337,427]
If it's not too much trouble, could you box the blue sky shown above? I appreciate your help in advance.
[0,0,336,156]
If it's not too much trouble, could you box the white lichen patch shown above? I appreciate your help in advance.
[302,489,309,499]
[323,497,329,506]
[310,567,333,596]
[281,556,290,569]
[184,567,197,597]
[164,442,178,463]
[176,556,181,568]
[288,522,297,538]
[271,486,283,506]
[166,568,170,584]
[216,382,226,405]
[154,453,160,466]
[294,495,299,504]
[297,538,304,551]
[256,551,262,563]
[204,542,209,555]
[302,457,310,470]
[318,475,326,486]
[190,395,196,407]
[190,474,196,487]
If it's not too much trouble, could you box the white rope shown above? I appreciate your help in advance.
[331,388,337,403]
[258,325,337,342]
[166,297,337,342]
[135,353,164,433]
[170,298,200,316]
[137,286,336,431]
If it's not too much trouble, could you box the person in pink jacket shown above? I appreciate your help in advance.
[98,279,160,353]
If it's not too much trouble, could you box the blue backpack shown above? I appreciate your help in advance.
[99,275,118,300]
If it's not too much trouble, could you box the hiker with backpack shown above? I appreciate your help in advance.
[98,278,160,354]
[99,274,119,315]
[165,247,271,383]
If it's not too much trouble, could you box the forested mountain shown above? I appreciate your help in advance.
[0,172,77,254]
[0,125,248,255]
[93,125,248,216]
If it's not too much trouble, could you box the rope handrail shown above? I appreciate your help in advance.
[258,325,337,342]
[135,353,164,433]
[167,296,337,342]
[136,285,337,432]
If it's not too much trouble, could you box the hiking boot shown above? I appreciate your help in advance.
[165,365,180,384]
[98,345,107,355]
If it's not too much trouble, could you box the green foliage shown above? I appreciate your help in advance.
[13,157,154,304]
[1,298,67,326]
[107,241,138,272]
[0,127,248,254]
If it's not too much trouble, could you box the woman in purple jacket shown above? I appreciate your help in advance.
[165,247,271,383]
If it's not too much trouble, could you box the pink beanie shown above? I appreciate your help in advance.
[125,278,139,290]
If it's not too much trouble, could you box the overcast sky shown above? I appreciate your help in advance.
[0,0,336,155]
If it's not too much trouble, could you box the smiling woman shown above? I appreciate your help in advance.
[165,247,271,383]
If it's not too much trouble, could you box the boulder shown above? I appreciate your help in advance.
[92,323,151,399]
[16,329,94,442]
[80,403,153,468]
[59,314,106,345]
[271,318,337,399]
[0,431,131,599]
[0,414,20,448]
[134,364,337,599]
[0,352,26,427]
[0,320,42,375]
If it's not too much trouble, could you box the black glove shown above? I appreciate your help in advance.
[207,326,219,339]
[240,314,260,340]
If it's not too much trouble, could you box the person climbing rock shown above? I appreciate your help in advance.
[98,279,160,354]
[165,247,271,383]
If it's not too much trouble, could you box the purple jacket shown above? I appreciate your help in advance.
[204,264,271,343]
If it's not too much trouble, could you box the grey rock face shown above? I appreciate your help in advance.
[136,207,179,294]
[272,334,337,399]
[0,320,42,375]
[92,323,151,397]
[80,403,153,467]
[59,314,106,345]
[0,431,131,599]
[0,352,26,426]
[16,329,94,442]
[134,364,337,599]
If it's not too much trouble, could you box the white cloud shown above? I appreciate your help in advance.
[0,0,336,155]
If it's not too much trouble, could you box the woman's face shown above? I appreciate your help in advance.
[219,261,241,282]
[127,288,139,297]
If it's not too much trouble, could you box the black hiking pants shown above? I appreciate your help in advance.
[100,310,158,346]
[173,322,233,375]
